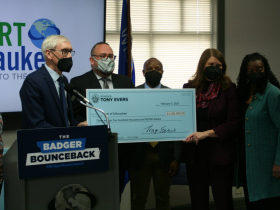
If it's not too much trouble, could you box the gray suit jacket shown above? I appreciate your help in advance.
[129,83,182,172]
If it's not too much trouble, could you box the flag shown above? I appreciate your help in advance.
[118,0,134,194]
[118,0,135,84]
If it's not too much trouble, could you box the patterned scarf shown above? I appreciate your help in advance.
[196,83,221,108]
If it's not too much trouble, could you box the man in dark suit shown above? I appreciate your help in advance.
[20,35,86,129]
[70,42,135,122]
[130,58,181,210]
[70,42,134,198]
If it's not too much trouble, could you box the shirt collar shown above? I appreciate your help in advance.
[94,71,112,81]
[45,64,62,82]
[144,83,161,89]
[255,82,271,101]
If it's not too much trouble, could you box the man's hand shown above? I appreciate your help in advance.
[77,121,88,127]
[272,164,280,179]
[169,160,180,177]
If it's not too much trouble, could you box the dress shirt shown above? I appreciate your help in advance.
[144,83,161,89]
[94,71,113,89]
[44,64,68,99]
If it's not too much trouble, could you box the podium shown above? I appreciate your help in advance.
[4,125,120,210]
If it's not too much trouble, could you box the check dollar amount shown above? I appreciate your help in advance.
[87,89,196,143]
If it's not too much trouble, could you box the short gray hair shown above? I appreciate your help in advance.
[41,35,71,61]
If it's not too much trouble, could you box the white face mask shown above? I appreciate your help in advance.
[92,57,115,74]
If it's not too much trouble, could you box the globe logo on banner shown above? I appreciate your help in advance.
[28,19,60,49]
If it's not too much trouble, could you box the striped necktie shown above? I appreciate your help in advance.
[101,77,110,89]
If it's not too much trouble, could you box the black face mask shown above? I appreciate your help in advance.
[247,72,264,85]
[51,51,73,73]
[145,70,162,86]
[204,66,222,81]
[56,57,73,73]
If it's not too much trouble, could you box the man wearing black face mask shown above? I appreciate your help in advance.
[129,58,181,210]
[20,35,86,129]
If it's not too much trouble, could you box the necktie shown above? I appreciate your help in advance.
[58,77,69,127]
[149,142,158,148]
[101,77,110,89]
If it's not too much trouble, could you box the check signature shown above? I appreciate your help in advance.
[144,125,176,134]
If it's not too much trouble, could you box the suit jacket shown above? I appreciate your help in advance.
[20,65,77,129]
[129,83,182,172]
[70,70,135,122]
[181,82,240,165]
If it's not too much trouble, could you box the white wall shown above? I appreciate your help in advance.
[225,0,280,83]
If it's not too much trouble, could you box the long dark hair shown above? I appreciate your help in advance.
[188,48,232,92]
[236,53,280,102]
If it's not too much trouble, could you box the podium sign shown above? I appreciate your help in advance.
[17,125,109,179]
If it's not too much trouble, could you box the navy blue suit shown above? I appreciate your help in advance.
[20,65,78,129]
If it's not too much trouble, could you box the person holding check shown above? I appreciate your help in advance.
[182,49,240,210]
[129,58,181,210]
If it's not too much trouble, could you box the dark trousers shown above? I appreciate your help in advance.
[130,145,172,210]
[186,164,234,210]
[118,144,128,200]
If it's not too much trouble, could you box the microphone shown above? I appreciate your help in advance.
[65,84,109,130]
[64,84,92,105]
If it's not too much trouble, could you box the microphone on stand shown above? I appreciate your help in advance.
[64,84,110,131]
[64,84,92,105]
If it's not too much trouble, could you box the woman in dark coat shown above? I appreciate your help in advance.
[182,48,240,210]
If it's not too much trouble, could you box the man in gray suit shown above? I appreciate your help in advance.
[130,58,181,210]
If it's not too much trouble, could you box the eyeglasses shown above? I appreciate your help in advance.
[92,54,117,61]
[50,49,75,56]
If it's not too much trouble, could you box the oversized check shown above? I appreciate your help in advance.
[86,89,196,143]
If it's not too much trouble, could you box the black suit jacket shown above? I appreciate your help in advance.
[70,70,135,122]
[129,83,182,172]
[20,65,77,129]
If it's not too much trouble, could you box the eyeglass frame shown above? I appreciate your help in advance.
[92,54,117,61]
[49,49,75,56]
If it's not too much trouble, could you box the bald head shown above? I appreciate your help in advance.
[143,58,163,71]
[142,58,163,88]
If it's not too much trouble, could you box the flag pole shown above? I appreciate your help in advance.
[127,0,132,78]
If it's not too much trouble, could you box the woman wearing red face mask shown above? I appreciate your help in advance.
[236,53,280,210]
[182,48,240,210]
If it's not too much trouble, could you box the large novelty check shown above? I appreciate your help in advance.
[86,89,196,143]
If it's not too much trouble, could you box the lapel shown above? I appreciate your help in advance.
[111,73,120,88]
[208,89,222,119]
[66,88,74,125]
[41,66,64,119]
[136,83,145,89]
[88,70,102,89]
